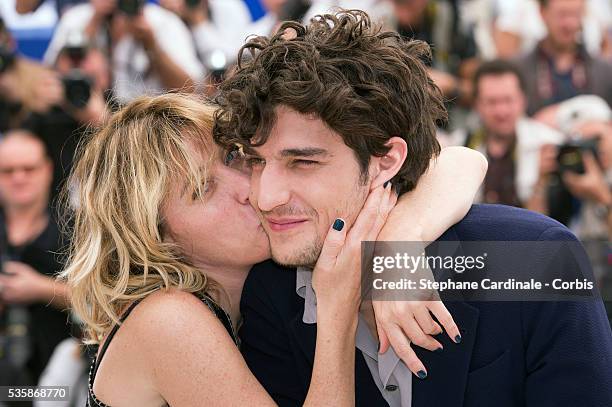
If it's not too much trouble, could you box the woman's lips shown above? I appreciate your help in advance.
[266,219,308,232]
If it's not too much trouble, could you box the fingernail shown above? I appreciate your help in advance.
[417,370,427,379]
[434,347,443,353]
[384,181,391,188]
[332,218,345,231]
[455,335,462,344]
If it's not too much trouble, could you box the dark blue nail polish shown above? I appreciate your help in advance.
[417,370,427,379]
[384,181,390,188]
[455,335,462,344]
[332,219,345,231]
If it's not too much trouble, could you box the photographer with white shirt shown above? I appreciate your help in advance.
[45,0,204,103]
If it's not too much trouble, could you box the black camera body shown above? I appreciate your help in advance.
[548,137,602,225]
[118,0,146,16]
[556,137,600,175]
[63,70,92,109]
[0,45,16,74]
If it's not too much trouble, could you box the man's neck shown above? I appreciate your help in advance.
[4,199,49,244]
[542,38,579,72]
[484,129,516,159]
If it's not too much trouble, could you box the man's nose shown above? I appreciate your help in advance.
[252,164,291,212]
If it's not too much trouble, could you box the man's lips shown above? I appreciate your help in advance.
[265,218,309,232]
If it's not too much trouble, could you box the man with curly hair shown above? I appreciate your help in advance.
[213,9,612,407]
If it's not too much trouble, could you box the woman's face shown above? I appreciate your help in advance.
[162,146,271,269]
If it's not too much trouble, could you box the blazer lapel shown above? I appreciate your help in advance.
[413,226,481,407]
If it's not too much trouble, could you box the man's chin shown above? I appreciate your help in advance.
[270,245,320,269]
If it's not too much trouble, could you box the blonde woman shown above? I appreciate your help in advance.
[61,94,486,406]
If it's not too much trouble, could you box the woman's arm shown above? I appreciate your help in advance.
[372,146,487,376]
[380,146,487,242]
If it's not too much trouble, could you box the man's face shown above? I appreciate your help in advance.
[476,74,526,138]
[248,106,370,268]
[393,0,429,28]
[56,48,110,93]
[541,0,585,50]
[0,133,53,209]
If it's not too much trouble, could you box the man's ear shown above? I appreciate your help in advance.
[370,136,408,189]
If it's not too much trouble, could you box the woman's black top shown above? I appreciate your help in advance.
[87,293,238,407]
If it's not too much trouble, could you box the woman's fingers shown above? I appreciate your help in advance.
[384,323,428,379]
[315,218,347,272]
[428,301,462,343]
[375,319,391,355]
[345,184,389,247]
[413,306,443,337]
[399,316,443,352]
[365,183,398,243]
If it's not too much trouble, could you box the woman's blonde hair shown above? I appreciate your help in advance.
[60,93,220,344]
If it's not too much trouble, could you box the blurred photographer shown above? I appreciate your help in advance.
[159,0,278,69]
[44,0,204,103]
[526,96,612,240]
[22,33,109,202]
[444,59,566,206]
[0,21,108,201]
[0,130,71,385]
[383,0,480,106]
[0,18,48,132]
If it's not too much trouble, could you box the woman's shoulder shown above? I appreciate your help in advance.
[115,289,231,349]
[134,289,224,327]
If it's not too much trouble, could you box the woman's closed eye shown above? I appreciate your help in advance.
[192,178,215,201]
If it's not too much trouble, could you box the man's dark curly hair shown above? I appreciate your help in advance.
[213,9,447,194]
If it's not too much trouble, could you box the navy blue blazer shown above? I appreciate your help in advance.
[239,204,612,406]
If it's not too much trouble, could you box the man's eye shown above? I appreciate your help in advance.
[293,159,319,167]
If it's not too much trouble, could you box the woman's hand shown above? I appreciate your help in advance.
[371,147,486,378]
[373,299,461,377]
[305,183,397,407]
[312,183,397,324]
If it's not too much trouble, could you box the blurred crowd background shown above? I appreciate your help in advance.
[0,0,610,405]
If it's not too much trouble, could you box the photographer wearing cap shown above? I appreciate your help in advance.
[44,0,204,103]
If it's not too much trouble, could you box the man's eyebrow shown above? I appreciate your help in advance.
[280,148,330,158]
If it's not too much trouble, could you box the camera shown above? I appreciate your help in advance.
[548,137,602,225]
[0,45,15,74]
[63,70,92,109]
[556,137,600,174]
[118,0,145,16]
